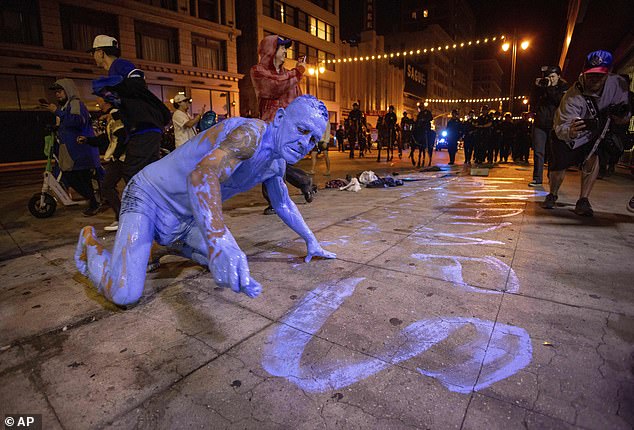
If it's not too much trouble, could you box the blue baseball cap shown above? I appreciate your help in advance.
[277,36,292,48]
[583,50,612,74]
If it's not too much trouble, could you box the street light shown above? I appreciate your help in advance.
[502,33,530,114]
[308,63,326,99]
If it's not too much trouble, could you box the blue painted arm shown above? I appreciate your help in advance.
[187,148,261,297]
[264,175,336,262]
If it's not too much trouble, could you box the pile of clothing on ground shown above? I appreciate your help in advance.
[324,171,404,192]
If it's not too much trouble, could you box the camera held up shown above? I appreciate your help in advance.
[536,65,561,87]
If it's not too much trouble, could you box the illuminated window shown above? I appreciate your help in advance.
[318,20,326,39]
[264,1,334,42]
[310,17,317,37]
[423,9,429,18]
[308,16,333,42]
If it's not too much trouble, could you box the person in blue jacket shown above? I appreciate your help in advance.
[42,79,103,216]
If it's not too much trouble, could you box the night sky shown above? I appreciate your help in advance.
[340,0,570,97]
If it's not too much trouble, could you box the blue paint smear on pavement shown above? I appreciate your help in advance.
[262,278,532,394]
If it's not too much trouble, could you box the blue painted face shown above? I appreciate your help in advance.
[275,104,326,164]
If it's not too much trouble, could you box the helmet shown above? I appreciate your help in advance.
[199,111,217,131]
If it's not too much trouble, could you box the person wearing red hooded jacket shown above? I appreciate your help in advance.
[250,35,316,214]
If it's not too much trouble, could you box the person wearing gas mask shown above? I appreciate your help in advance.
[543,50,630,216]
[529,65,569,187]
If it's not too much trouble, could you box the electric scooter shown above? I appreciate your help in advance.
[28,127,87,218]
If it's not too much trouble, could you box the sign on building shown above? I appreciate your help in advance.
[404,60,427,98]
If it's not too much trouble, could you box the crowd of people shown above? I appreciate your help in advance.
[35,35,631,306]
[328,49,632,214]
[334,102,534,168]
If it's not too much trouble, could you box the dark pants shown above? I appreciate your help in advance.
[532,127,549,182]
[102,160,126,220]
[463,136,475,163]
[122,131,161,182]
[447,139,458,164]
[63,169,99,209]
[500,139,512,162]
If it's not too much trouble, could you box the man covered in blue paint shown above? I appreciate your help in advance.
[75,95,336,305]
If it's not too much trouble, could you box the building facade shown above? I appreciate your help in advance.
[0,0,241,164]
[236,0,341,124]
[338,30,404,128]
[471,58,503,111]
[396,0,475,102]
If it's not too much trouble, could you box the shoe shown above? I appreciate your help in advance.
[627,196,634,213]
[542,193,557,209]
[303,188,315,203]
[263,207,276,215]
[528,181,542,187]
[104,221,119,232]
[82,206,100,217]
[574,198,593,217]
[146,258,160,273]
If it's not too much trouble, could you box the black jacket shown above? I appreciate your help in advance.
[531,80,569,130]
[112,77,171,134]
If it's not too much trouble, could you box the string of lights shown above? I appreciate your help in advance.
[327,34,506,64]
[423,96,527,104]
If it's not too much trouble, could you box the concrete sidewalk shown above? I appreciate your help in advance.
[1,150,633,429]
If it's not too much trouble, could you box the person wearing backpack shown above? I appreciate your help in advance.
[89,35,171,183]
[543,50,631,216]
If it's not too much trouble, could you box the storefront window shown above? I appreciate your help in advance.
[162,86,186,105]
[16,76,56,111]
[191,88,211,116]
[0,76,20,111]
[211,91,228,116]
